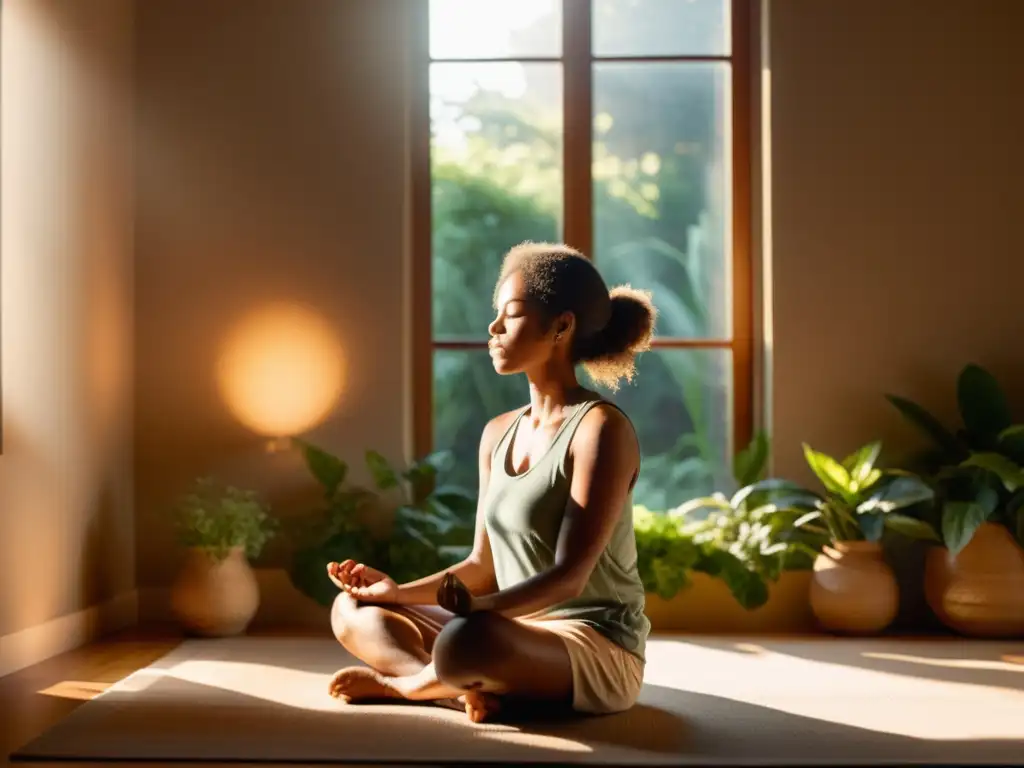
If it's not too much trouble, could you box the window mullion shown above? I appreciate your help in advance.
[562,0,593,260]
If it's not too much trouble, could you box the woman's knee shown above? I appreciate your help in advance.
[330,592,385,643]
[432,611,507,687]
[330,592,359,641]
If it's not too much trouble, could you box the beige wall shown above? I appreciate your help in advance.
[0,0,135,647]
[133,0,413,592]
[130,0,1024,599]
[4,0,1012,623]
[768,0,1024,481]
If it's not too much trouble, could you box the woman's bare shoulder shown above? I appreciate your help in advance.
[573,403,639,460]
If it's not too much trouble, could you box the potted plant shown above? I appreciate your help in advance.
[169,477,278,636]
[636,432,829,632]
[886,363,1024,636]
[921,452,1024,636]
[287,440,477,607]
[783,441,936,634]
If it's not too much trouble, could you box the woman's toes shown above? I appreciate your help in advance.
[463,690,501,723]
[327,666,403,703]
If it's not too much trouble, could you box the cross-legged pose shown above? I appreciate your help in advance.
[326,241,656,723]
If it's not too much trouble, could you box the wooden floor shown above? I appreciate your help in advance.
[0,625,327,768]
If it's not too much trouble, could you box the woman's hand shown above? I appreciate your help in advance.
[327,560,399,603]
[437,571,477,615]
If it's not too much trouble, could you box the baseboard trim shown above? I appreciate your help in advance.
[0,590,139,679]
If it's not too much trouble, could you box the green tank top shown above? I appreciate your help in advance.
[483,398,651,663]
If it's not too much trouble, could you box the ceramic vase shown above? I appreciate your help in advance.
[924,522,1024,637]
[171,546,260,636]
[810,541,899,634]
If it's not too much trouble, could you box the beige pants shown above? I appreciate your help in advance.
[520,617,645,714]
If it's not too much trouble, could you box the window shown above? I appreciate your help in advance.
[413,0,753,511]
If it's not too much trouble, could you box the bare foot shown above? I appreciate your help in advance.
[464,689,501,723]
[328,666,404,703]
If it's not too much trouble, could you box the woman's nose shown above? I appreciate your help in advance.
[488,316,502,336]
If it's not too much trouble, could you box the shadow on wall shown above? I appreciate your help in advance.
[0,419,61,638]
[80,481,133,609]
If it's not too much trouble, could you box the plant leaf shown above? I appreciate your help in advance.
[793,510,823,529]
[997,425,1024,465]
[802,444,852,497]
[941,501,990,556]
[957,363,1012,443]
[885,394,965,460]
[858,512,885,542]
[699,550,769,610]
[999,425,1024,441]
[730,478,821,510]
[365,450,400,491]
[856,475,934,514]
[842,441,882,486]
[961,452,1024,492]
[975,483,1000,517]
[295,440,348,499]
[884,513,940,542]
[672,495,732,517]
[733,431,770,488]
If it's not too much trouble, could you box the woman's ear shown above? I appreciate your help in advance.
[553,312,575,343]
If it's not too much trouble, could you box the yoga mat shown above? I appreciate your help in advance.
[11,635,1024,764]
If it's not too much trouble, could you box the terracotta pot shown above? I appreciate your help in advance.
[645,570,816,634]
[810,541,898,634]
[924,522,1024,637]
[171,546,260,637]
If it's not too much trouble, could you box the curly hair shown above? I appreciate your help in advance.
[493,242,657,391]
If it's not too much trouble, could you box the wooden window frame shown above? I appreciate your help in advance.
[411,0,753,461]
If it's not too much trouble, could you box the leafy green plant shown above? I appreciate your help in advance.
[927,451,1024,555]
[633,431,825,610]
[171,477,278,562]
[786,441,938,545]
[670,480,829,610]
[885,364,1024,554]
[632,505,701,601]
[886,363,1024,470]
[287,440,478,607]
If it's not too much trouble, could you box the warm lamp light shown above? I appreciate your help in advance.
[216,302,345,437]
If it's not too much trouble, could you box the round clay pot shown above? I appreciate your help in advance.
[171,546,260,636]
[924,522,1024,637]
[810,541,898,634]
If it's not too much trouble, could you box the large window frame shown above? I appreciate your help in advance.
[411,0,753,466]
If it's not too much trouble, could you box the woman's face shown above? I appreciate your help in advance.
[488,272,564,375]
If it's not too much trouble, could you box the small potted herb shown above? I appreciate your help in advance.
[169,477,278,636]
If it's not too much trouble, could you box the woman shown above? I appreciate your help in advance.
[326,241,656,723]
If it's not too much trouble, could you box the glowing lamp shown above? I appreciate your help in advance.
[216,302,345,438]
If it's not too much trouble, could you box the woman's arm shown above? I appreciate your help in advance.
[471,405,639,618]
[391,413,510,605]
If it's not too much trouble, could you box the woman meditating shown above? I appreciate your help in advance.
[326,241,656,723]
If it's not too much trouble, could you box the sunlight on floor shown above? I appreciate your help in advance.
[37,680,111,700]
[473,729,593,752]
[117,660,350,712]
[861,652,1024,673]
[79,639,1024,746]
[644,640,1024,741]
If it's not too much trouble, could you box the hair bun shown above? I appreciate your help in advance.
[578,284,657,391]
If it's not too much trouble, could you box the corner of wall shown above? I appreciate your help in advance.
[0,590,139,679]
